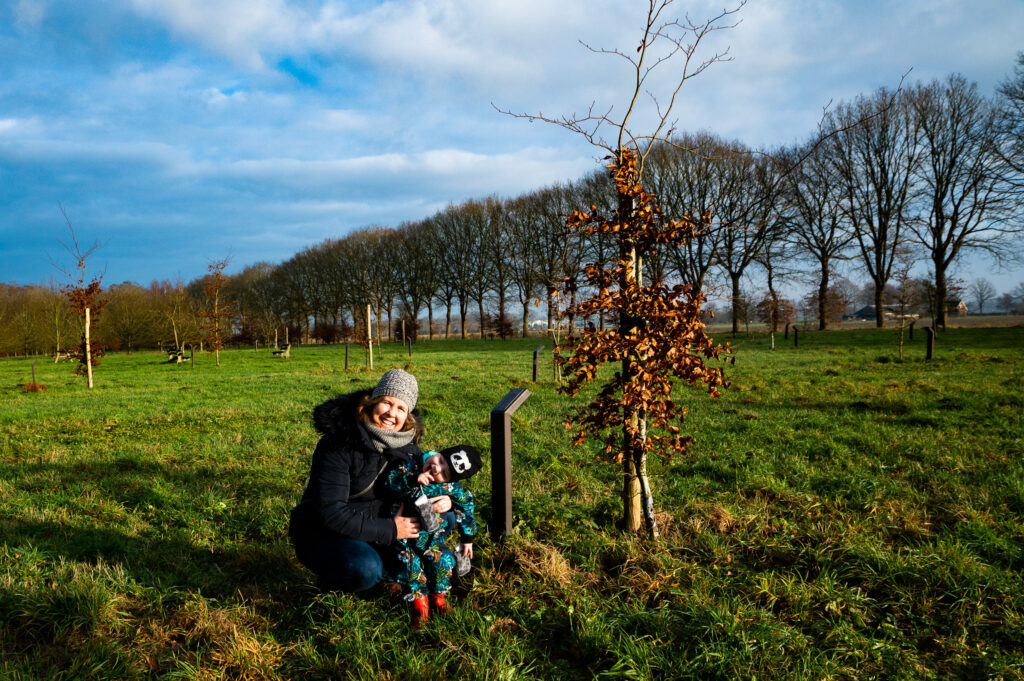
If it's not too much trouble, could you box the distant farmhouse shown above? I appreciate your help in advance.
[844,300,967,321]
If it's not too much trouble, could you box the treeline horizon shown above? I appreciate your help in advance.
[3,61,1024,357]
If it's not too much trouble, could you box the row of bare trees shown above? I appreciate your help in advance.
[240,68,1021,344]
[2,65,1022,358]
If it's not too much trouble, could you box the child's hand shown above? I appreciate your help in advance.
[460,542,473,559]
[416,471,434,486]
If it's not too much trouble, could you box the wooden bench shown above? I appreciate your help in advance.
[272,343,291,358]
[53,352,71,363]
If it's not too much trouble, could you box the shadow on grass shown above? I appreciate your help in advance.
[2,457,312,602]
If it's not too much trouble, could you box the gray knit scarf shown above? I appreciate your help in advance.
[360,422,416,453]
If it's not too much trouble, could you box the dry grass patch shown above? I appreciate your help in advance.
[132,595,287,680]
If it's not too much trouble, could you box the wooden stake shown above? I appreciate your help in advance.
[85,307,94,389]
[366,304,374,369]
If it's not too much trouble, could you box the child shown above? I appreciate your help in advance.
[385,444,482,628]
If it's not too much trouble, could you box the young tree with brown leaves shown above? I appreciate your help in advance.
[501,0,740,535]
[556,153,731,535]
[199,258,233,366]
[55,207,106,389]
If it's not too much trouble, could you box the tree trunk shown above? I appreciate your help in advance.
[874,282,885,328]
[818,266,830,331]
[498,288,507,336]
[618,187,646,535]
[478,296,486,339]
[934,261,948,330]
[427,302,434,341]
[445,301,452,339]
[522,301,530,337]
[568,285,578,340]
[730,273,741,335]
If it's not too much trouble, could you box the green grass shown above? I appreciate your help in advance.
[2,327,1023,680]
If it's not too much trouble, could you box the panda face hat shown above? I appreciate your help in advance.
[440,445,482,482]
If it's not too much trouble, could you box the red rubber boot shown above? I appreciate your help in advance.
[411,595,430,629]
[430,594,451,616]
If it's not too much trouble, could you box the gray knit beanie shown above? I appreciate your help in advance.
[372,369,418,411]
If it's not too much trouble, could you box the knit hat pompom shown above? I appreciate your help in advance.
[372,369,418,411]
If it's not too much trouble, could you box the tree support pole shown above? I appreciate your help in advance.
[85,307,94,389]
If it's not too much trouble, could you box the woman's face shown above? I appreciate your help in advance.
[370,395,409,431]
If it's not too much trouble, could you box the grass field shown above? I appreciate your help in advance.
[2,326,1023,680]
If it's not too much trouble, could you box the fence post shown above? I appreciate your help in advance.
[909,320,915,341]
[926,327,935,360]
[532,345,545,382]
[785,322,790,340]
[345,342,350,370]
[490,388,530,541]
[366,304,374,369]
[793,326,799,348]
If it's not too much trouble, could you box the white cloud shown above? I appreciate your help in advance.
[13,0,45,29]
[218,145,592,200]
[202,87,249,106]
[129,0,312,70]
[310,109,371,131]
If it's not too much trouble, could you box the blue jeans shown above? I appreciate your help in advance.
[293,512,456,594]
[293,536,396,594]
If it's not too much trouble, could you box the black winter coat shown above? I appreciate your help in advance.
[288,390,422,547]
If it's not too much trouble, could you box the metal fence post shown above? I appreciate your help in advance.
[793,326,799,348]
[926,327,935,360]
[490,388,530,541]
[532,345,545,382]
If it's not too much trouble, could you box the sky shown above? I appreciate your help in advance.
[1,0,1023,298]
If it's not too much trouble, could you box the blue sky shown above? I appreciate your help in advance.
[2,0,1023,297]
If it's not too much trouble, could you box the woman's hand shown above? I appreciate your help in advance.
[393,503,421,540]
[430,495,452,513]
[460,542,473,559]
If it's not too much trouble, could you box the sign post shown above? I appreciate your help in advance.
[490,388,530,541]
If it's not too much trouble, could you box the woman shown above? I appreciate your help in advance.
[289,368,450,594]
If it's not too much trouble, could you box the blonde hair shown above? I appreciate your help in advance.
[357,395,421,438]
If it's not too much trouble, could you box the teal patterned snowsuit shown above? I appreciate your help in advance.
[386,453,476,598]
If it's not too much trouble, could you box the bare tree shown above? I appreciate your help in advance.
[230,265,283,346]
[432,203,481,339]
[102,282,157,352]
[829,88,919,327]
[645,133,727,291]
[996,52,1024,189]
[394,219,442,339]
[715,146,785,334]
[504,194,545,336]
[783,139,856,329]
[968,278,997,314]
[908,75,1018,328]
